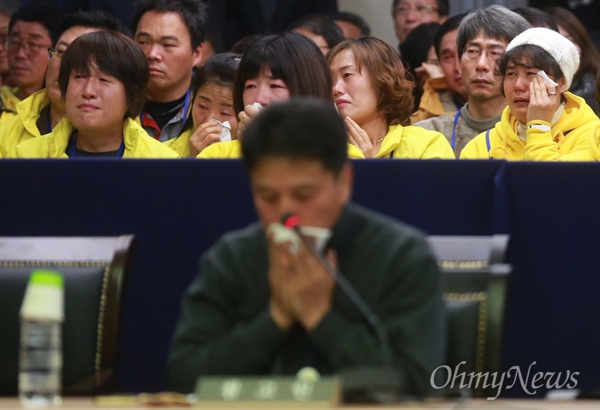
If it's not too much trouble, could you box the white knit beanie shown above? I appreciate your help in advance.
[505,27,580,90]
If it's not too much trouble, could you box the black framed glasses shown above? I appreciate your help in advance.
[463,46,505,63]
[5,39,51,56]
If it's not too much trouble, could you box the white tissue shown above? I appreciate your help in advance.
[211,119,231,142]
[538,70,558,87]
[252,102,263,111]
[268,222,301,254]
[267,223,332,255]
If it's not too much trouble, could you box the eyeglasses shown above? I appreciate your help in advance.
[394,3,438,16]
[463,46,505,63]
[48,48,65,62]
[5,39,52,56]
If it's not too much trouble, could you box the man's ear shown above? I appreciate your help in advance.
[192,43,204,68]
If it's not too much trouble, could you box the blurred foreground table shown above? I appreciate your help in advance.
[1,397,599,409]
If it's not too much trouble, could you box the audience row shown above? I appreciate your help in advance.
[0,0,598,161]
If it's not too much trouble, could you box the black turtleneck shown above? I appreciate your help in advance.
[144,93,187,130]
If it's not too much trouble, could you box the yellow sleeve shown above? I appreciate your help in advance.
[419,131,456,159]
[524,120,597,161]
[347,143,365,159]
[196,141,241,159]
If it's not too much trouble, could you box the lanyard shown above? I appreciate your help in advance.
[69,134,126,158]
[451,110,461,151]
[485,129,492,159]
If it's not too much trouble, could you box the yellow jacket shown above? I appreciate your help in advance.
[348,124,455,159]
[198,140,365,159]
[591,126,600,161]
[460,93,600,161]
[0,85,20,123]
[410,77,459,124]
[163,128,192,157]
[0,89,50,158]
[11,117,180,159]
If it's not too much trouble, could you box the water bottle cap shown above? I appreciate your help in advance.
[20,270,64,321]
[29,270,64,287]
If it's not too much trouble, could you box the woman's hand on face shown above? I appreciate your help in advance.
[527,75,557,125]
[345,116,378,158]
[415,62,443,83]
[189,120,223,157]
[236,103,262,140]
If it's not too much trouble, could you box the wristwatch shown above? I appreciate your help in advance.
[528,123,551,132]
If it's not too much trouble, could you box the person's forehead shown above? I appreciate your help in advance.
[467,33,509,48]
[440,29,458,47]
[10,20,51,39]
[136,11,190,36]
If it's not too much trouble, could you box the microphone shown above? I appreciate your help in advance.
[280,214,404,403]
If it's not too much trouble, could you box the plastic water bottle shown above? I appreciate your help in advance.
[19,270,64,408]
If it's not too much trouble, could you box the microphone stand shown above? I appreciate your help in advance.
[292,225,405,403]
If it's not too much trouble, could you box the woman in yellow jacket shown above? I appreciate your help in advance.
[199,32,362,159]
[327,36,454,159]
[12,31,178,159]
[164,53,241,158]
[461,27,600,161]
[0,89,50,157]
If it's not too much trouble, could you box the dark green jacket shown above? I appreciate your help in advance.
[167,204,445,396]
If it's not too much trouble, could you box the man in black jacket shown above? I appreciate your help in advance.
[167,98,445,398]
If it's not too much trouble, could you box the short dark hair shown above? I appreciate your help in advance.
[132,0,207,49]
[181,52,241,133]
[331,11,371,36]
[287,14,345,50]
[457,6,531,59]
[9,4,61,42]
[59,31,149,118]
[56,11,131,44]
[433,13,466,60]
[400,22,440,74]
[232,32,333,114]
[241,98,348,174]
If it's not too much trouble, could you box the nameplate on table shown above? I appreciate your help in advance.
[195,376,339,407]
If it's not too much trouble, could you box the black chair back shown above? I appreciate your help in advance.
[426,235,511,398]
[0,235,135,396]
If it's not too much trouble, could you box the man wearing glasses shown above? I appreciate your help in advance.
[415,6,530,157]
[391,0,448,45]
[0,4,59,123]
